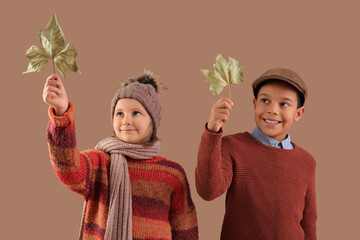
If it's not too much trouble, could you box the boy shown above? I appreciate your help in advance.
[196,68,317,239]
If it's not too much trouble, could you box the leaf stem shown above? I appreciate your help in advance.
[228,85,232,100]
[52,60,55,74]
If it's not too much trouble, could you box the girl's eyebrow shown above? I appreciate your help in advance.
[115,107,143,112]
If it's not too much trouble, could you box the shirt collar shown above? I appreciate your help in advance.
[251,126,293,150]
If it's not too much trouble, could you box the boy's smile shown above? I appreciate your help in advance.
[253,81,304,141]
[113,98,153,144]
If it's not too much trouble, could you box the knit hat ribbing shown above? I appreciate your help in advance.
[110,81,161,140]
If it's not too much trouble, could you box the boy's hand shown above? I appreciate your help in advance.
[207,98,233,133]
[43,74,69,116]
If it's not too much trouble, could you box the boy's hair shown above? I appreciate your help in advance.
[252,68,307,108]
[254,79,304,108]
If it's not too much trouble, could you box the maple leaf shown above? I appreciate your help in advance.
[23,15,80,77]
[201,54,243,98]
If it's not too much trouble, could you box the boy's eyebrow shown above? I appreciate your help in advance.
[259,93,294,102]
[281,97,294,102]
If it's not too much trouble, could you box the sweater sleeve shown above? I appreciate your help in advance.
[301,162,317,240]
[169,165,199,240]
[195,124,233,201]
[46,101,110,201]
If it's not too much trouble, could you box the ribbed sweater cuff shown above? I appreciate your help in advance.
[201,122,223,145]
[204,122,223,134]
[48,101,74,126]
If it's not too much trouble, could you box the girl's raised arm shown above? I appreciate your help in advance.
[43,74,69,116]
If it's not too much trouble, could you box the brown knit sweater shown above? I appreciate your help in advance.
[196,128,317,240]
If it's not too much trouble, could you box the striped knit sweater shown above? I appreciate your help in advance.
[196,127,317,240]
[46,101,198,240]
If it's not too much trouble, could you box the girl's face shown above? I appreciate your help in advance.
[113,98,153,144]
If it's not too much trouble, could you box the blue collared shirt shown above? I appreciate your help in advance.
[250,126,294,150]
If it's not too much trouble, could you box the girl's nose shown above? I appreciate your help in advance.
[122,114,132,125]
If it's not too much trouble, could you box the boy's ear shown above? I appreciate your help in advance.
[294,106,305,122]
[253,98,256,109]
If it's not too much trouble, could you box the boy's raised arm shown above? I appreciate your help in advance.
[206,98,233,133]
[195,98,234,201]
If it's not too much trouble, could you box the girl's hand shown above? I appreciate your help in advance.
[43,74,69,116]
[207,98,233,133]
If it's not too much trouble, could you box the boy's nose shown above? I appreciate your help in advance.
[267,103,279,114]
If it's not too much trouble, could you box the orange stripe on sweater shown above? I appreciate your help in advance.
[128,160,186,182]
[131,180,173,206]
[169,207,198,230]
[85,200,108,230]
[132,216,172,239]
[49,145,81,172]
[82,231,103,240]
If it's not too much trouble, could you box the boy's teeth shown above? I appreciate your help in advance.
[265,119,279,124]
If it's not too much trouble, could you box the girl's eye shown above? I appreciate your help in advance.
[116,112,124,117]
[133,111,140,116]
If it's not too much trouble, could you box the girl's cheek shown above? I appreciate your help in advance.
[146,125,153,141]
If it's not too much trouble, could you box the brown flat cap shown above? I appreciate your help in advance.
[252,68,308,103]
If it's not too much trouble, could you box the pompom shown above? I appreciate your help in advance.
[123,69,165,93]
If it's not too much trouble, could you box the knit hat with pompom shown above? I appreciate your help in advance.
[110,71,162,142]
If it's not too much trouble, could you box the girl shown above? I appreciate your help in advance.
[43,72,198,240]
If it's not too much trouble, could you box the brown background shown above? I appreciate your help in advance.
[1,0,359,239]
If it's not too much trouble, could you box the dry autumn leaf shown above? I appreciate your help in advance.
[23,15,80,77]
[201,54,243,99]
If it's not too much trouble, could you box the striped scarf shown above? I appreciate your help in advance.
[80,137,160,240]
